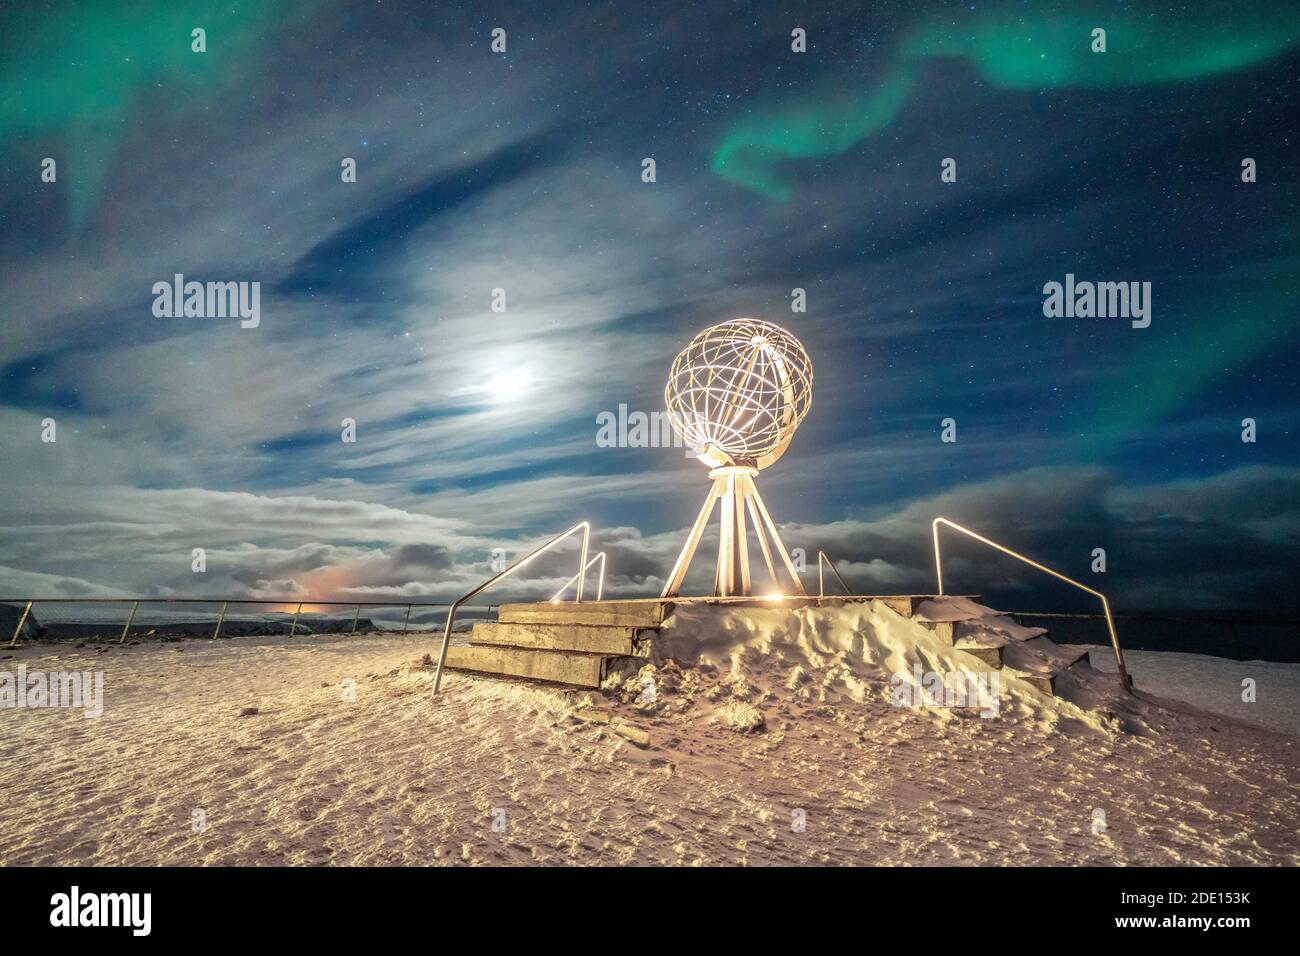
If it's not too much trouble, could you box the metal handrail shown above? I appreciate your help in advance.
[816,551,851,597]
[931,517,1131,689]
[549,551,606,603]
[432,521,590,695]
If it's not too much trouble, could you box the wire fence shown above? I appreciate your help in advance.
[5,598,1297,663]
[1,598,500,647]
[1008,611,1300,663]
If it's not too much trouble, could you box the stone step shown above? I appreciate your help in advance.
[1002,644,1091,695]
[1021,636,1090,668]
[443,644,633,688]
[469,621,644,655]
[498,600,667,628]
[953,639,1003,669]
[997,618,1051,642]
[1005,669,1057,694]
[917,620,958,644]
[1059,644,1091,668]
[802,595,924,616]
[872,596,924,616]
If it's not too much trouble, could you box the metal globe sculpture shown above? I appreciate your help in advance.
[665,318,813,471]
[661,318,813,598]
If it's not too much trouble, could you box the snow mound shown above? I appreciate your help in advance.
[650,598,1129,734]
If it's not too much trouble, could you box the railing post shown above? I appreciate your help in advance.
[548,552,607,603]
[933,519,945,596]
[434,521,590,695]
[402,604,412,633]
[575,525,589,603]
[933,516,1131,691]
[433,600,463,695]
[8,600,33,648]
[350,604,361,635]
[1099,596,1132,690]
[119,600,139,644]
[817,551,851,597]
[289,603,302,637]
[212,601,228,640]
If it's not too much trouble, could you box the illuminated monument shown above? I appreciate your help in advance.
[661,318,813,598]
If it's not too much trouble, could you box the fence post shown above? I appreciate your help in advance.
[212,601,229,640]
[290,603,302,637]
[402,604,412,633]
[1227,621,1243,661]
[8,600,33,648]
[350,604,361,635]
[119,600,139,644]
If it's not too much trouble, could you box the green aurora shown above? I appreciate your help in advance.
[0,0,320,232]
[709,3,1300,452]
[712,3,1300,200]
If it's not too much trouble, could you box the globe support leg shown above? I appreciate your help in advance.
[716,471,736,594]
[747,476,807,596]
[661,480,721,598]
[661,467,806,598]
[745,493,780,589]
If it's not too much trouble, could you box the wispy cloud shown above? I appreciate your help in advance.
[1,2,1296,614]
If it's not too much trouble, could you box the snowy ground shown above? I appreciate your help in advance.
[0,602,1296,866]
[1083,646,1299,737]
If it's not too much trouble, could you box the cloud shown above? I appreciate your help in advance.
[0,566,129,601]
[1,2,1295,622]
[785,465,1300,613]
[392,544,453,572]
[2,463,1296,615]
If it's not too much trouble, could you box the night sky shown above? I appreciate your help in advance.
[1,0,1297,614]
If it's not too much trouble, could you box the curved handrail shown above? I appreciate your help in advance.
[549,551,606,603]
[432,521,590,695]
[816,551,851,597]
[931,517,1131,690]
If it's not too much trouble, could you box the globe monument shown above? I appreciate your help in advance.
[661,318,813,598]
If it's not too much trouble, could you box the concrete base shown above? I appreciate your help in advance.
[442,595,1095,697]
[469,621,641,655]
[443,644,625,688]
[498,601,667,628]
[953,641,1004,668]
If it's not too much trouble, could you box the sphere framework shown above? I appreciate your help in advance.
[661,318,813,597]
[664,318,813,471]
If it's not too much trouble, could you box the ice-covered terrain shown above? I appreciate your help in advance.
[0,601,1295,866]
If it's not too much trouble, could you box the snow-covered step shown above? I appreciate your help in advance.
[1002,643,1091,694]
[1005,669,1057,694]
[1020,637,1090,669]
[469,621,644,655]
[917,620,958,644]
[953,639,1003,669]
[442,644,635,688]
[873,596,925,616]
[808,595,927,615]
[498,600,667,628]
